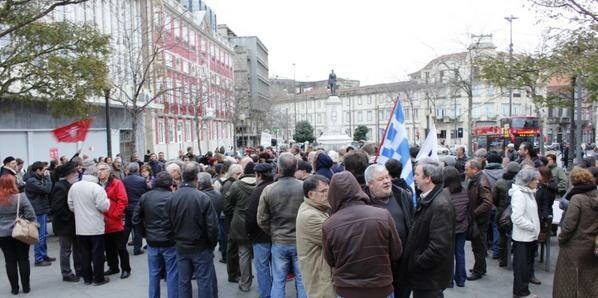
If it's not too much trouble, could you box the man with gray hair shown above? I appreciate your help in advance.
[198,172,223,231]
[165,162,182,190]
[68,165,111,286]
[400,158,455,297]
[258,152,306,297]
[465,159,493,281]
[364,164,413,297]
[166,162,219,298]
[123,162,150,255]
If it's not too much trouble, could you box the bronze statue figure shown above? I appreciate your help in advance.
[328,69,337,96]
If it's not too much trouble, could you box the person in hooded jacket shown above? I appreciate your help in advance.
[313,151,334,180]
[322,171,402,298]
[482,151,503,260]
[224,162,257,292]
[553,167,598,298]
[245,163,275,298]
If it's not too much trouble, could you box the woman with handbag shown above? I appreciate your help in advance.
[0,174,37,295]
[553,167,598,298]
[509,167,541,298]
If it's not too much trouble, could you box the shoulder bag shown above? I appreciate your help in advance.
[12,194,39,245]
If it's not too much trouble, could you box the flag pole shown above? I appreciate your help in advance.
[374,95,400,163]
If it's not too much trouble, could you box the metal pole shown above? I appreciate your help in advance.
[293,63,297,125]
[376,105,380,144]
[505,15,517,117]
[104,89,112,157]
[575,76,583,163]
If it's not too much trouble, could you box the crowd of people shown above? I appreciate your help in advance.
[0,142,596,298]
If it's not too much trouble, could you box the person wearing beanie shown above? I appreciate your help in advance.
[492,161,520,267]
[50,162,82,282]
[1,156,17,177]
[224,161,257,292]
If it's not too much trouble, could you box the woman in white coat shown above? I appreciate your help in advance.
[508,167,541,298]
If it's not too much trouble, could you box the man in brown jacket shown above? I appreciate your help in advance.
[323,171,402,298]
[465,159,493,280]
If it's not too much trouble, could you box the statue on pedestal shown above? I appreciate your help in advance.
[327,70,337,96]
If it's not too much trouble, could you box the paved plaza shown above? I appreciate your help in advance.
[0,224,558,298]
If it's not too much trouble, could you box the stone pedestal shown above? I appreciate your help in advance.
[317,96,352,150]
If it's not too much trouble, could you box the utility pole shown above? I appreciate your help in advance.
[104,88,112,157]
[293,63,297,125]
[505,15,518,117]
[575,76,583,164]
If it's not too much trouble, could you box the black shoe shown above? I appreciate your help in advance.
[529,277,541,285]
[93,277,110,286]
[34,260,52,267]
[133,250,144,256]
[499,262,507,267]
[120,271,130,279]
[456,283,465,287]
[43,256,56,262]
[467,274,483,281]
[228,277,240,283]
[84,280,92,285]
[104,269,120,275]
[468,269,486,275]
[22,287,30,294]
[63,275,80,282]
[11,288,18,295]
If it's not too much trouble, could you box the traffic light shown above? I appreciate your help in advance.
[457,128,463,138]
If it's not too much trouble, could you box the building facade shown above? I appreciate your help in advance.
[218,25,271,148]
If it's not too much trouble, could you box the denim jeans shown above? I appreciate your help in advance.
[489,208,500,258]
[271,244,306,298]
[453,232,466,286]
[148,246,178,298]
[253,243,272,298]
[34,214,48,263]
[176,248,217,298]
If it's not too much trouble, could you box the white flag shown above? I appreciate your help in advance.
[416,122,439,161]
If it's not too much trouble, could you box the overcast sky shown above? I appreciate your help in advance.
[209,0,559,85]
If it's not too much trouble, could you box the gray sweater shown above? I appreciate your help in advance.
[0,194,37,237]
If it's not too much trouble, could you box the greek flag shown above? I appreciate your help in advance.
[376,97,416,205]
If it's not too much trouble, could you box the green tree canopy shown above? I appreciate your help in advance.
[353,125,368,141]
[293,121,315,143]
[0,3,110,117]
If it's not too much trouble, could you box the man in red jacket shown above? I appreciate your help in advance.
[97,163,131,279]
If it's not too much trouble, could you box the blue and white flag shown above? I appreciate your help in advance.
[376,97,416,205]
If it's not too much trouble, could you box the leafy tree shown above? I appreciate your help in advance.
[353,125,369,141]
[293,120,315,143]
[0,3,110,117]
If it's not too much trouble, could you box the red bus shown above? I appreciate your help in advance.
[472,116,540,153]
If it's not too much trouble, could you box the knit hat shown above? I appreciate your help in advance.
[506,162,520,174]
[3,156,15,165]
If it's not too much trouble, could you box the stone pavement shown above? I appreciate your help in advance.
[0,225,558,298]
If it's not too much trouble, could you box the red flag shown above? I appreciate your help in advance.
[52,118,93,143]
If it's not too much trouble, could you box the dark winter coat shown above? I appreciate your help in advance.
[165,183,219,251]
[448,186,470,234]
[322,172,402,298]
[25,173,52,215]
[315,153,334,180]
[553,189,598,298]
[400,185,455,291]
[246,179,274,243]
[467,172,493,224]
[535,180,557,226]
[50,179,75,236]
[492,172,516,218]
[133,187,175,247]
[225,175,256,242]
[122,173,149,211]
[202,187,223,218]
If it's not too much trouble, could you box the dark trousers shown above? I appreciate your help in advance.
[58,234,81,277]
[218,217,227,260]
[177,248,218,298]
[77,234,105,283]
[512,240,535,297]
[0,236,30,292]
[412,289,444,298]
[105,231,131,272]
[225,217,239,280]
[124,208,143,253]
[498,228,508,265]
[471,222,488,275]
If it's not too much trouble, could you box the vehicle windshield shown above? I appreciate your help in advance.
[511,118,539,129]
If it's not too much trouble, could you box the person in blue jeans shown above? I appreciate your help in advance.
[246,163,275,298]
[24,161,55,266]
[165,163,219,298]
[257,153,306,298]
[443,167,469,288]
[133,172,179,298]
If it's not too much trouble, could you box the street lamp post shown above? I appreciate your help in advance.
[104,88,112,157]
[505,15,518,117]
